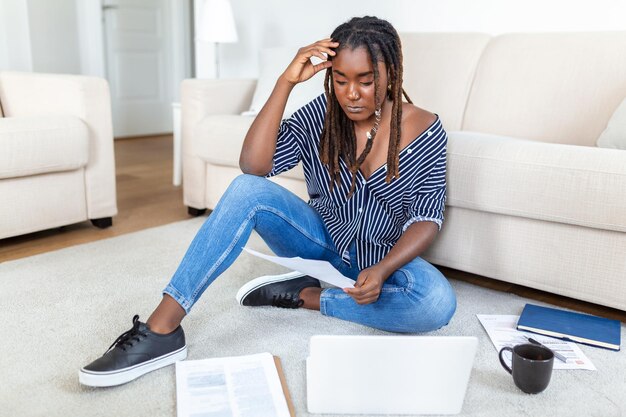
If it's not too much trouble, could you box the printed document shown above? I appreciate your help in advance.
[477,314,596,370]
[176,352,291,417]
[243,247,356,288]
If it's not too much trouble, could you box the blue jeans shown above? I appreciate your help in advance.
[164,174,456,333]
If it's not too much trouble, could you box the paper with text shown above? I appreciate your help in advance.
[176,352,291,417]
[477,314,596,370]
[243,247,356,289]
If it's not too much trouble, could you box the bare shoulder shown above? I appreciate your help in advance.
[400,103,437,143]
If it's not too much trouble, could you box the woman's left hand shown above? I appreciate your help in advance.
[343,266,387,305]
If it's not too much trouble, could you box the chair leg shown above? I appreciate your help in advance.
[187,207,207,216]
[91,217,113,229]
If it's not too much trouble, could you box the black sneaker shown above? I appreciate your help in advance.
[236,271,321,308]
[79,315,187,387]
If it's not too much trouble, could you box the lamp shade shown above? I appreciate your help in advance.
[197,0,238,43]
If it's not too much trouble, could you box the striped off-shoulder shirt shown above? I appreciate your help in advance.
[266,94,447,270]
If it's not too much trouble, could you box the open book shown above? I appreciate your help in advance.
[175,352,295,417]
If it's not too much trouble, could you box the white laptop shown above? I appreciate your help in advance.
[306,335,477,415]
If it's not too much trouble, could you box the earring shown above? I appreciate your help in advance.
[387,83,392,92]
[366,107,382,141]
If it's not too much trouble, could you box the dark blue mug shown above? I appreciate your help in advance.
[499,343,554,394]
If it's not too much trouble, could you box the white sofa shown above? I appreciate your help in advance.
[181,32,626,311]
[0,72,117,239]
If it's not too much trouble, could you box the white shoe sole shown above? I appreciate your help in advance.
[78,345,188,387]
[236,271,306,305]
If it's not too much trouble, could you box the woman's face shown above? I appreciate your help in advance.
[331,46,389,124]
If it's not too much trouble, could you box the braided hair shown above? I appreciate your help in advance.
[320,16,412,196]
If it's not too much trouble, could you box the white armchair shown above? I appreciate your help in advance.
[181,78,256,214]
[0,71,117,239]
[180,78,309,214]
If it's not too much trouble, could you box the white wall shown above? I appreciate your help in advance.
[196,0,626,79]
[0,0,81,73]
[0,0,8,70]
[1,0,191,81]
[27,0,81,74]
[171,0,194,100]
[75,0,106,77]
[0,0,33,71]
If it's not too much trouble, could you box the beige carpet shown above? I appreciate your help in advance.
[0,217,624,417]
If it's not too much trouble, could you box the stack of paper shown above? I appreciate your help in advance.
[477,314,596,370]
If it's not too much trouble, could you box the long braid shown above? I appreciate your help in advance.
[320,16,408,194]
[345,41,381,196]
[372,36,399,182]
[322,70,338,189]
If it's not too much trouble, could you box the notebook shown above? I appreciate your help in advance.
[306,335,477,415]
[517,303,621,351]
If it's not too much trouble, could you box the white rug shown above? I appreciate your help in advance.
[1,217,624,417]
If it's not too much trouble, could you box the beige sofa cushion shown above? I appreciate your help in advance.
[0,115,89,179]
[463,32,626,147]
[400,33,491,131]
[195,115,305,180]
[447,131,626,232]
[597,97,626,150]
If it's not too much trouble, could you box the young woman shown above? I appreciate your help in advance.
[79,16,456,387]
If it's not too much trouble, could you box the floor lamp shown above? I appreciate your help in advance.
[197,0,238,78]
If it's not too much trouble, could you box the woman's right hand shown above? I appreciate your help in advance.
[241,40,337,175]
[280,38,339,86]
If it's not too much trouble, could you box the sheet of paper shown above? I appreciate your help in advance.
[477,314,596,370]
[175,352,291,417]
[243,247,356,289]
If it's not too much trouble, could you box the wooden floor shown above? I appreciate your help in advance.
[1,135,624,323]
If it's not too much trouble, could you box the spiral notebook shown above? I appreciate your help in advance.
[517,304,621,351]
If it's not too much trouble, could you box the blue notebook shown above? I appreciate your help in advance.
[517,304,621,351]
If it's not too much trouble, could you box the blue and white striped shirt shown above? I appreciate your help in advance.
[266,94,447,270]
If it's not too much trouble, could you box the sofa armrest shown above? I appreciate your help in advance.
[0,71,117,219]
[180,78,256,209]
[447,131,626,231]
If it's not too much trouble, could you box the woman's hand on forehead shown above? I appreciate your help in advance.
[280,38,339,85]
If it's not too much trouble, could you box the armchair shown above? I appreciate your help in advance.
[0,71,117,239]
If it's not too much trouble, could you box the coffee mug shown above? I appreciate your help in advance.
[499,343,554,394]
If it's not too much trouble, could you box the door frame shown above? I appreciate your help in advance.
[75,0,193,101]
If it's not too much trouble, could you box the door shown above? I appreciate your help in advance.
[103,0,174,137]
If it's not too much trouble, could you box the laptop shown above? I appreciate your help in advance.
[306,335,477,415]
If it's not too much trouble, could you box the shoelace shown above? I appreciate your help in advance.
[105,314,148,353]
[271,294,304,309]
